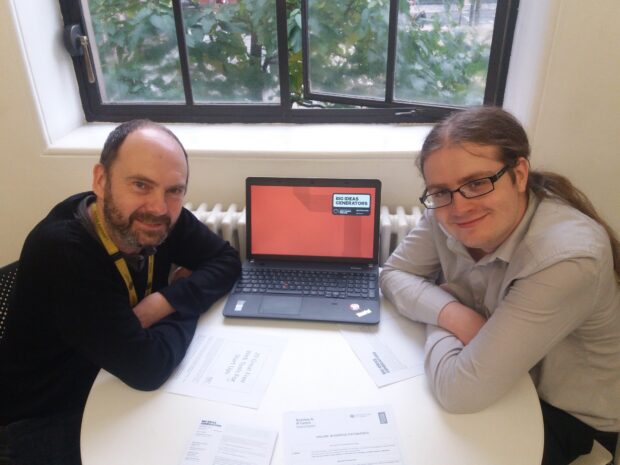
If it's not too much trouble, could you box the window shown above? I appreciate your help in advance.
[59,0,519,124]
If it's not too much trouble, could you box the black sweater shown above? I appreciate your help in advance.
[0,192,241,424]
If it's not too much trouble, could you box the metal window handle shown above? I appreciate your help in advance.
[63,24,96,85]
[77,35,96,84]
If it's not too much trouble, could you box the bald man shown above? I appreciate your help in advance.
[0,120,241,465]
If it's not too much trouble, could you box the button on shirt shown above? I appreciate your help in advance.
[380,192,620,432]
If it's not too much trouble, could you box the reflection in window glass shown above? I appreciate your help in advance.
[395,0,497,106]
[306,0,389,100]
[182,0,281,104]
[83,0,184,103]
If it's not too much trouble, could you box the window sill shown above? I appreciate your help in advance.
[44,123,431,159]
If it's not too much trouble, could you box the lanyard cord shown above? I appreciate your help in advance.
[90,203,154,307]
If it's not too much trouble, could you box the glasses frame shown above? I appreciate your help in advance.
[419,164,511,209]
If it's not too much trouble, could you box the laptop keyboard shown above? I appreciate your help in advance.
[234,268,377,299]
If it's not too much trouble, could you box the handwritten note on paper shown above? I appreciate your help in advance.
[339,305,426,387]
[166,327,286,408]
[180,418,277,465]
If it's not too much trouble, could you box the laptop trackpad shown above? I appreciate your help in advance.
[259,296,302,315]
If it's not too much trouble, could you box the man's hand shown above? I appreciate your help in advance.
[133,292,175,329]
[437,301,487,345]
[170,266,192,283]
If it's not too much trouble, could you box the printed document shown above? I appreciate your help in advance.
[339,305,425,386]
[166,327,286,408]
[283,405,404,465]
[180,418,277,465]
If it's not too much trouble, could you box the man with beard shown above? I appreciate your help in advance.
[0,120,241,465]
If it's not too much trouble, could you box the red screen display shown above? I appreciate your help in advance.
[250,185,377,259]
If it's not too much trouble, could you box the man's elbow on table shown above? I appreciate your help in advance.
[431,380,497,414]
[111,354,181,392]
[120,369,172,392]
[426,361,494,413]
[424,328,501,414]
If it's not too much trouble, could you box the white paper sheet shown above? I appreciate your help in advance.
[166,327,286,408]
[283,405,404,465]
[339,306,426,386]
[180,418,277,465]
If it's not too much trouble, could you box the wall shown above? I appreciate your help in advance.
[527,1,620,223]
[1,0,619,265]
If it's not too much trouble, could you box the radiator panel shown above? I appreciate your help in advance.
[185,203,421,265]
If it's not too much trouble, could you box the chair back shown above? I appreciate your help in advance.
[0,261,18,341]
[569,440,614,465]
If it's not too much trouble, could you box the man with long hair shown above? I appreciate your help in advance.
[381,107,619,464]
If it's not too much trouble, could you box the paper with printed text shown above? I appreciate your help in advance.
[166,327,286,408]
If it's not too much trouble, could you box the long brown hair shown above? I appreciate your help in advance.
[418,106,619,280]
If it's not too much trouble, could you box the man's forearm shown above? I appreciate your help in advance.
[133,292,175,328]
[437,301,486,345]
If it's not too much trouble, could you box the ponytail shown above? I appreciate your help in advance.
[529,171,620,281]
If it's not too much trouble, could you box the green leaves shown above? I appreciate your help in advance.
[393,5,491,106]
[86,0,493,107]
[288,8,302,53]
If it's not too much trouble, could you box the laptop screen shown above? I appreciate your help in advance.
[246,178,381,263]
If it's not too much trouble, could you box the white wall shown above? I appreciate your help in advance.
[527,1,620,222]
[1,0,619,265]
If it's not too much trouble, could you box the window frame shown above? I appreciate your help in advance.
[59,0,519,124]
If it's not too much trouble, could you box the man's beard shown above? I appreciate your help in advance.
[102,183,173,252]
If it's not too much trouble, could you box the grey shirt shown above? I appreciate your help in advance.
[380,193,620,432]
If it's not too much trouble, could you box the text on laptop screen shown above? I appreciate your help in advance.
[250,185,377,259]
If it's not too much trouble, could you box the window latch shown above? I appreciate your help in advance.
[63,24,96,84]
[394,109,417,116]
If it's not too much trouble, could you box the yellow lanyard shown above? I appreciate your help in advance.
[90,203,154,307]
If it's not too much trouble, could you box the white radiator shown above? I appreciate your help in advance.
[185,203,247,260]
[185,203,422,265]
[379,206,422,265]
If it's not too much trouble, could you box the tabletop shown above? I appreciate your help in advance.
[81,296,544,465]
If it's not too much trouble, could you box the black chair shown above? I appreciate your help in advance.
[0,262,17,464]
[0,261,18,342]
[0,261,19,459]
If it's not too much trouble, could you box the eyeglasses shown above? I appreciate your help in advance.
[419,165,511,209]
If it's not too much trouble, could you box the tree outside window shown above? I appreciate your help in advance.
[62,0,517,122]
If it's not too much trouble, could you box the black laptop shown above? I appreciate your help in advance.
[222,177,381,324]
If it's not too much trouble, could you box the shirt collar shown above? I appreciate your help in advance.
[488,191,539,265]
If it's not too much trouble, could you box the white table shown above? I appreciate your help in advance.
[81,297,544,465]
